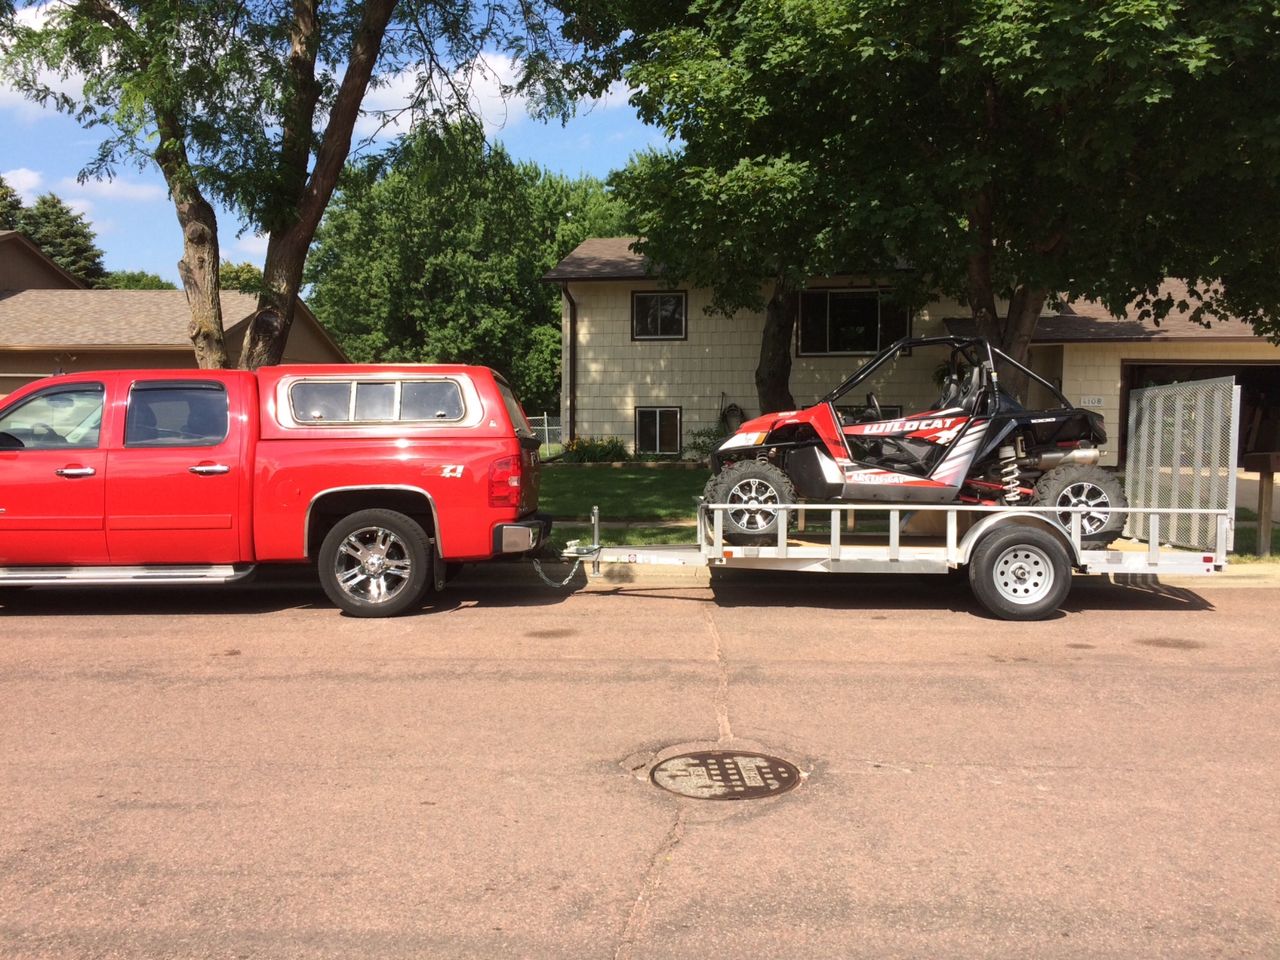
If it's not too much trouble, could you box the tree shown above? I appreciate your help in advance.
[0,174,21,230]
[18,193,106,286]
[306,119,626,410]
[219,261,265,295]
[603,1,1280,407]
[102,270,177,290]
[2,1,589,369]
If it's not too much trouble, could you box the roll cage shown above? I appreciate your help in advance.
[819,336,1074,412]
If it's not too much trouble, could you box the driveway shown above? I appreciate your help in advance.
[2,567,1278,959]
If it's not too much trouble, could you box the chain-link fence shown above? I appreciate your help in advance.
[1125,376,1240,551]
[527,414,562,455]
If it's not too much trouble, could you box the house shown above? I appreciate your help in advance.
[546,237,1280,467]
[0,229,347,395]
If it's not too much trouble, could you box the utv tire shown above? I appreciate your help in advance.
[1032,465,1128,544]
[701,473,721,504]
[969,525,1072,621]
[318,508,432,618]
[710,460,797,546]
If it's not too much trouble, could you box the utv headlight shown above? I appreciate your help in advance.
[720,431,767,450]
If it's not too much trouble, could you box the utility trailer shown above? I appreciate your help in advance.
[563,377,1241,621]
[569,501,1230,621]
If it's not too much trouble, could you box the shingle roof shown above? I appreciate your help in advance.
[543,237,651,281]
[0,289,262,347]
[946,280,1266,343]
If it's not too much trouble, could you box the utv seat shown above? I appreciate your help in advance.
[957,366,987,415]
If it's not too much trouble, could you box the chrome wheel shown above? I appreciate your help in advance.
[1054,481,1112,536]
[991,545,1056,606]
[725,477,783,532]
[332,525,414,605]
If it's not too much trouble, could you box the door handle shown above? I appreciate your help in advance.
[54,466,96,478]
[189,463,230,476]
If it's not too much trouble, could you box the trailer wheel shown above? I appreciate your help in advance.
[1032,465,1127,544]
[318,509,431,617]
[711,460,796,546]
[968,526,1072,621]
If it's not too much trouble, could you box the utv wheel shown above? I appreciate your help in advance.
[711,460,797,546]
[969,526,1072,621]
[1032,465,1128,544]
[318,509,432,617]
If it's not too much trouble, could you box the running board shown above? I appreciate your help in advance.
[0,564,256,586]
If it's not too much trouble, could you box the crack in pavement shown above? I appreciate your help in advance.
[613,807,687,960]
[613,601,732,959]
[703,604,733,744]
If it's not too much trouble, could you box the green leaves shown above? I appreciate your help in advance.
[306,120,629,410]
[596,0,1280,345]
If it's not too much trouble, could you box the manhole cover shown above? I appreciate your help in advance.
[649,751,801,800]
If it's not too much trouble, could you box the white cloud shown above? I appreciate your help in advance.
[0,5,87,121]
[355,52,532,141]
[1,167,45,201]
[57,177,167,202]
[236,233,270,257]
[64,196,94,218]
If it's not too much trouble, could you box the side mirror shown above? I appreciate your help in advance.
[0,431,24,449]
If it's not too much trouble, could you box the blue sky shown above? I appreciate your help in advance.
[0,52,660,285]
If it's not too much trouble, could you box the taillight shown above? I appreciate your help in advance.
[488,455,522,507]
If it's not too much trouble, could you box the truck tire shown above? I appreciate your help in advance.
[318,509,432,617]
[968,525,1072,621]
[1032,465,1127,544]
[710,460,796,546]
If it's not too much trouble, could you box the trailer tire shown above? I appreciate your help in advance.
[1032,465,1127,544]
[711,460,796,546]
[968,526,1072,621]
[318,509,432,617]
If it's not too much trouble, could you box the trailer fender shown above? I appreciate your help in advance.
[957,513,1081,568]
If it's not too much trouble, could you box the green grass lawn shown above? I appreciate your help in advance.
[538,466,708,521]
[1229,524,1280,560]
[551,523,699,551]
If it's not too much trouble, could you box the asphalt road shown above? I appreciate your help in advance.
[2,566,1278,959]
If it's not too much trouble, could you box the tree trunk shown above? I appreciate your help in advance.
[239,0,397,369]
[999,284,1049,402]
[755,282,798,413]
[175,201,228,369]
[157,127,227,369]
[239,230,308,368]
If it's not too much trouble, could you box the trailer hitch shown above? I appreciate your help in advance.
[531,505,602,587]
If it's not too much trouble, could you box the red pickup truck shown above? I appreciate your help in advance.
[0,365,547,616]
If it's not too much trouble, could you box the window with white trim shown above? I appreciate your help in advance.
[798,289,910,355]
[632,292,687,340]
[635,407,681,455]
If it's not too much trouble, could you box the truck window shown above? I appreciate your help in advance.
[125,382,229,447]
[400,381,464,421]
[0,384,104,450]
[288,379,465,423]
[496,380,536,440]
[292,381,352,422]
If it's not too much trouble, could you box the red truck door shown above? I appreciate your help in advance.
[0,381,110,564]
[105,377,246,564]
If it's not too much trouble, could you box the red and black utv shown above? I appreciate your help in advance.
[705,336,1127,545]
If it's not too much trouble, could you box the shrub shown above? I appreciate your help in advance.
[560,436,630,463]
[684,425,727,460]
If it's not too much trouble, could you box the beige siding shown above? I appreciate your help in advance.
[563,281,969,451]
[1059,340,1280,466]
